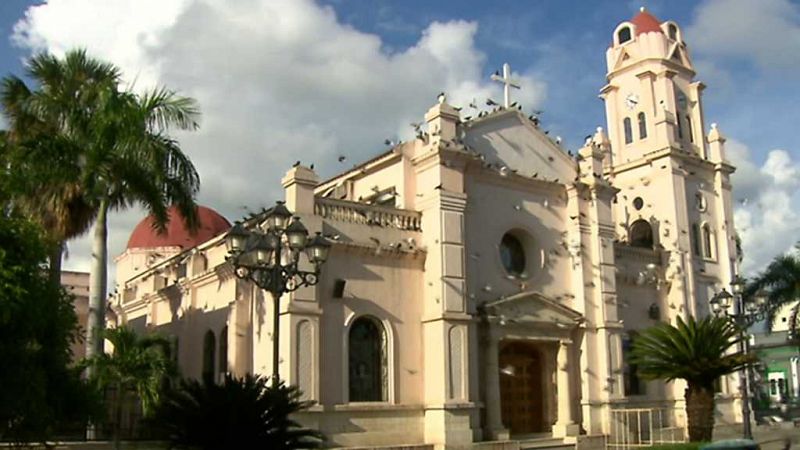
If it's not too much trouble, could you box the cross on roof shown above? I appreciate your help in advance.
[490,63,521,108]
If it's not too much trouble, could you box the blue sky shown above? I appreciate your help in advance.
[1,0,799,278]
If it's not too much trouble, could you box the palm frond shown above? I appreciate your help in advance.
[631,315,752,389]
[745,250,800,330]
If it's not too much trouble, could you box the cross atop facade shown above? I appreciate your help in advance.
[490,63,521,108]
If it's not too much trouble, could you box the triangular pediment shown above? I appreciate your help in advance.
[613,48,633,71]
[667,43,693,69]
[463,111,578,184]
[483,291,583,328]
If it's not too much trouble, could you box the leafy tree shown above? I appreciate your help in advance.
[631,315,752,442]
[154,374,324,449]
[84,326,175,449]
[745,245,800,331]
[0,49,201,362]
[0,214,96,442]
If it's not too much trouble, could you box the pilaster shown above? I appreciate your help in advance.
[553,340,580,437]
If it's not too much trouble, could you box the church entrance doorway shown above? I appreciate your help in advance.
[499,341,545,434]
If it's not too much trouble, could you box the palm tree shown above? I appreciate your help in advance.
[1,49,201,360]
[1,50,116,284]
[85,326,174,449]
[631,315,752,442]
[155,374,324,450]
[745,246,800,331]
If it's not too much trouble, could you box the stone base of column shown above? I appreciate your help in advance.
[552,422,580,438]
[485,427,510,441]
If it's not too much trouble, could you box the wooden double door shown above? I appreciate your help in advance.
[499,342,545,434]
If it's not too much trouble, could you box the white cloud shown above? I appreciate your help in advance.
[12,0,546,287]
[686,0,800,70]
[728,139,800,275]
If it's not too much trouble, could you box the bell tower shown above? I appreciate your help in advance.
[601,7,705,165]
[600,7,740,310]
[601,7,739,401]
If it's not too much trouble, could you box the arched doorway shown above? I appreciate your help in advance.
[499,342,545,434]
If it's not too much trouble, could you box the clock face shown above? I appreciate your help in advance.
[625,93,639,110]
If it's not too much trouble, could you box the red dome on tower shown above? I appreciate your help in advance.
[631,9,664,36]
[126,205,231,250]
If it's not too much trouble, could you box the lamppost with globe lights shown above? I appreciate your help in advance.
[225,201,331,387]
[709,276,768,440]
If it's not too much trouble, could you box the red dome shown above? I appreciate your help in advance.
[127,205,231,250]
[631,9,663,36]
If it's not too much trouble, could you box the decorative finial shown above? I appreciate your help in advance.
[640,6,646,12]
[597,126,604,133]
[437,92,446,104]
[711,122,718,129]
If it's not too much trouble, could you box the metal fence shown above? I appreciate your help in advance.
[608,408,687,450]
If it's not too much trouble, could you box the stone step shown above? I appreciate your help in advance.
[517,437,575,450]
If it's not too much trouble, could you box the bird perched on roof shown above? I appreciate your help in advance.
[293,160,301,167]
[486,98,499,107]
[338,155,346,163]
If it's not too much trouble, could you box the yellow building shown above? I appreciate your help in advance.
[113,9,742,449]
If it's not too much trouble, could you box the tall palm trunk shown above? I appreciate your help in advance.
[685,383,715,442]
[86,198,109,364]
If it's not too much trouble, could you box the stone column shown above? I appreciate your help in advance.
[553,340,580,437]
[484,331,509,440]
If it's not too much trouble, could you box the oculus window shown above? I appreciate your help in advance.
[500,233,526,276]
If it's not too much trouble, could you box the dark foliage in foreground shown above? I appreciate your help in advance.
[154,374,324,449]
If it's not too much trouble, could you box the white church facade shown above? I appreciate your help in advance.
[113,9,742,449]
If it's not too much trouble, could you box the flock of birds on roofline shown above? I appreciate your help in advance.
[286,89,596,176]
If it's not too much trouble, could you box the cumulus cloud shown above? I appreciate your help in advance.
[11,0,546,285]
[686,0,800,70]
[728,139,800,274]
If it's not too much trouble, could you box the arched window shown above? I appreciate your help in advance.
[623,117,633,144]
[618,27,632,44]
[702,224,714,259]
[219,326,228,380]
[637,112,647,139]
[348,317,387,402]
[686,115,694,143]
[629,220,654,248]
[668,24,678,40]
[202,330,216,383]
[623,333,645,396]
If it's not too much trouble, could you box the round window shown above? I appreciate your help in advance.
[499,233,526,276]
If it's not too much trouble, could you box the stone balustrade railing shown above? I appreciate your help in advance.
[314,197,422,231]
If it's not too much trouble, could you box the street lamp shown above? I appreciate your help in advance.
[710,278,768,440]
[225,201,331,387]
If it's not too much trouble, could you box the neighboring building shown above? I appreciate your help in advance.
[112,9,743,449]
[751,302,800,406]
[61,270,90,362]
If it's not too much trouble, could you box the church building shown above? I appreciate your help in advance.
[113,9,742,449]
